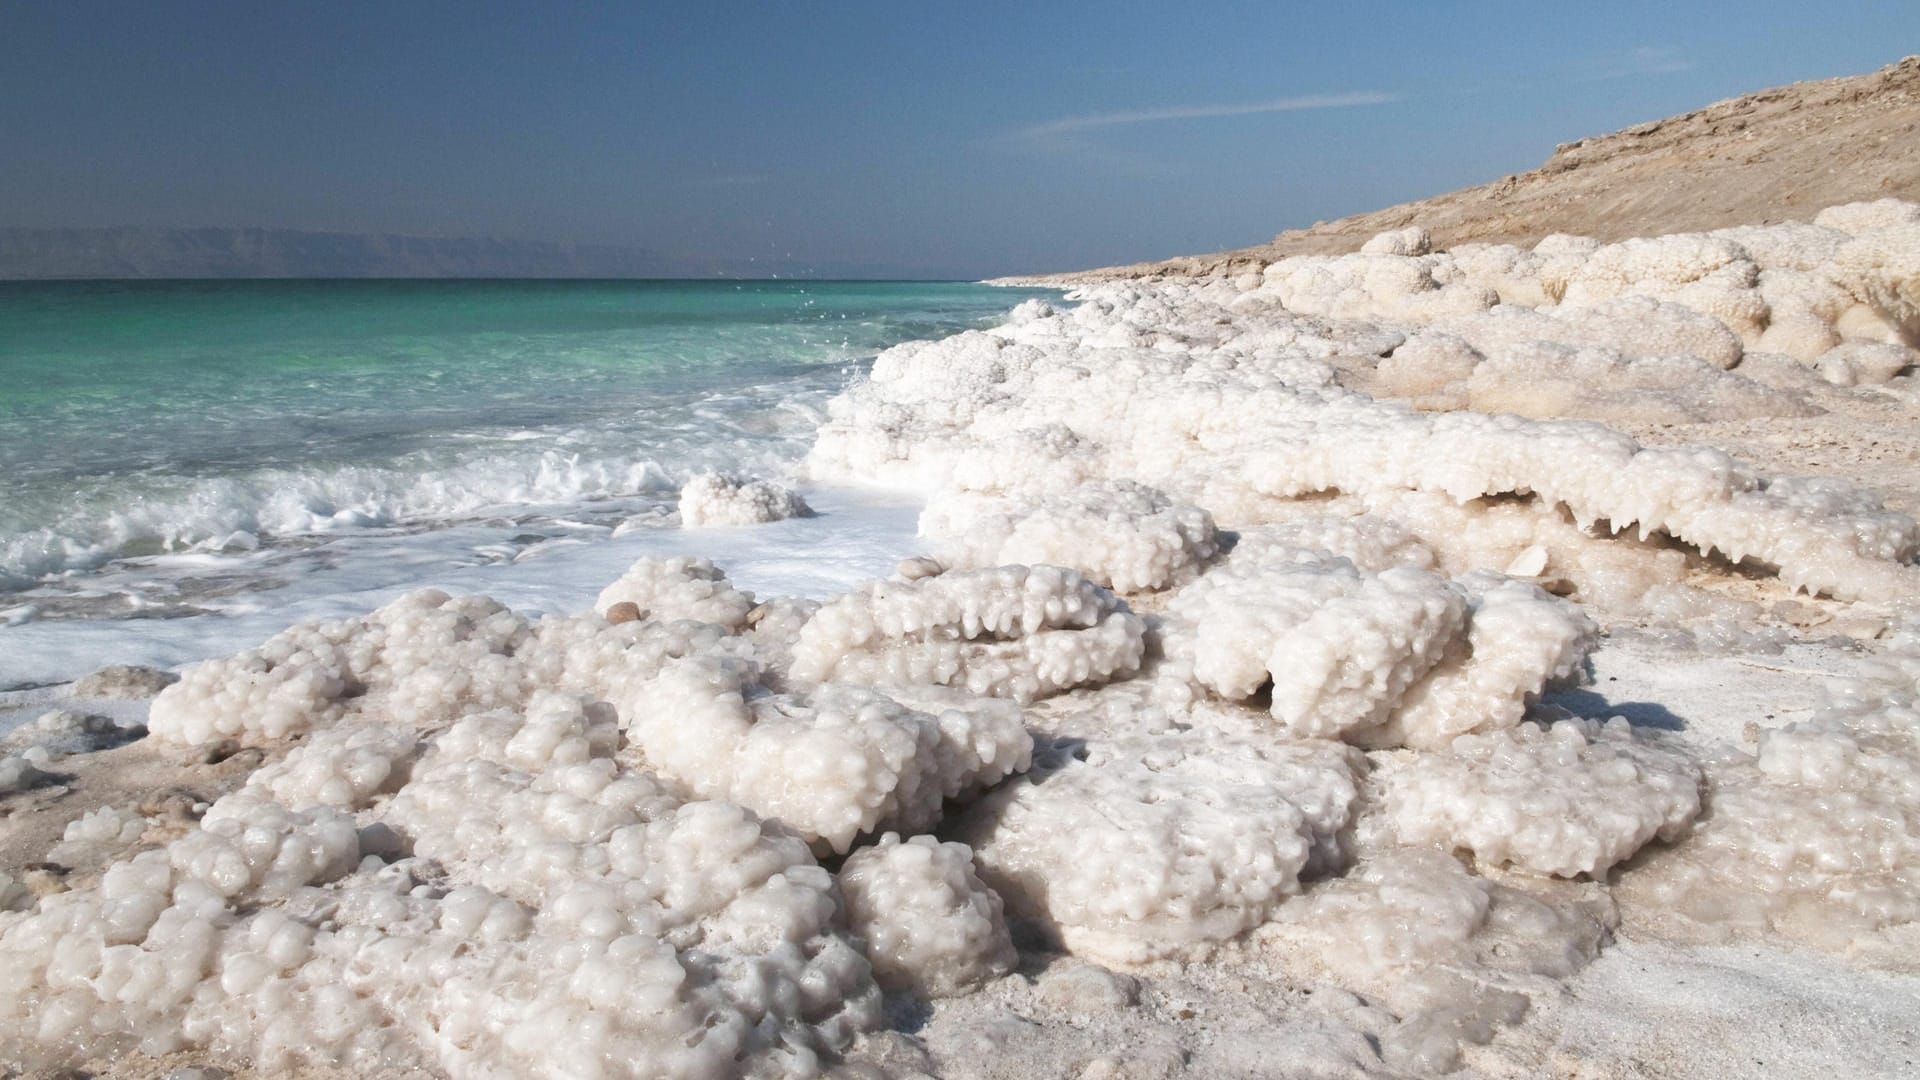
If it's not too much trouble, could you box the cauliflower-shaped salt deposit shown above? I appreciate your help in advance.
[839,833,1016,996]
[918,479,1218,593]
[1167,552,1472,742]
[1362,571,1597,751]
[2,680,889,1078]
[678,471,812,528]
[958,733,1363,963]
[790,565,1146,702]
[148,620,359,746]
[593,555,758,629]
[619,658,1031,854]
[1385,718,1701,877]
[1360,226,1433,257]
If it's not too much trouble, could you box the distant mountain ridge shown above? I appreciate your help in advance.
[0,226,713,279]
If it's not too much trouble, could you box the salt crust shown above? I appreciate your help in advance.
[957,733,1365,964]
[918,479,1218,593]
[838,833,1016,996]
[13,603,1018,1074]
[1384,718,1703,877]
[1618,629,1920,946]
[623,658,1031,854]
[1259,848,1615,1073]
[1162,543,1594,749]
[810,204,1920,604]
[593,554,758,628]
[789,565,1148,703]
[678,471,813,528]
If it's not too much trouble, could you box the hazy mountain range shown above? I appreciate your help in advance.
[0,227,946,280]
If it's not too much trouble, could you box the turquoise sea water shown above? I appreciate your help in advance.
[0,279,1050,591]
[0,279,1057,686]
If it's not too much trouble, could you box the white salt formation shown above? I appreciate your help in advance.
[1161,546,1594,749]
[623,659,1030,854]
[789,564,1147,702]
[678,470,812,527]
[919,479,1217,592]
[9,204,1920,1078]
[838,833,1016,996]
[811,202,1920,604]
[593,554,757,627]
[958,733,1364,963]
[1618,630,1920,947]
[1384,718,1702,877]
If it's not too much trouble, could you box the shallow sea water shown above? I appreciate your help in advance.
[0,279,1054,688]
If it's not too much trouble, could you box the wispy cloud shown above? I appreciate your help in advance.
[1012,91,1397,142]
[1585,46,1693,82]
[695,173,772,188]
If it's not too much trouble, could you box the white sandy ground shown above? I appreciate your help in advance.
[8,199,1920,1079]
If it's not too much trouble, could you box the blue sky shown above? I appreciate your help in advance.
[2,1,1915,277]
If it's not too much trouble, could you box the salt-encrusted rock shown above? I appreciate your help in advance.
[1444,295,1745,368]
[1385,718,1702,877]
[1034,961,1140,1012]
[71,664,179,699]
[593,555,757,629]
[242,722,422,810]
[1261,252,1496,322]
[678,471,812,528]
[148,621,358,746]
[958,733,1364,963]
[45,805,149,866]
[839,833,1016,996]
[620,658,1031,854]
[1821,221,1920,339]
[1266,848,1607,979]
[790,565,1147,703]
[147,582,762,754]
[1813,198,1920,234]
[919,479,1217,593]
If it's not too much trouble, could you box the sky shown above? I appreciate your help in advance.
[2,1,1916,278]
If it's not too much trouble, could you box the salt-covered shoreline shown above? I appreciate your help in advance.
[5,203,1920,1078]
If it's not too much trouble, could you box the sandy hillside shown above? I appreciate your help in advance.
[1000,56,1920,284]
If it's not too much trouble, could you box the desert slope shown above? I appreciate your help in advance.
[1001,56,1920,284]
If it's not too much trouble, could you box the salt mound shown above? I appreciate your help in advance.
[839,833,1016,996]
[1619,631,1920,948]
[813,205,1920,605]
[789,564,1147,702]
[5,689,885,1078]
[1163,549,1593,749]
[958,733,1364,964]
[918,478,1218,592]
[622,658,1030,854]
[593,555,757,628]
[678,471,812,528]
[1384,718,1702,877]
